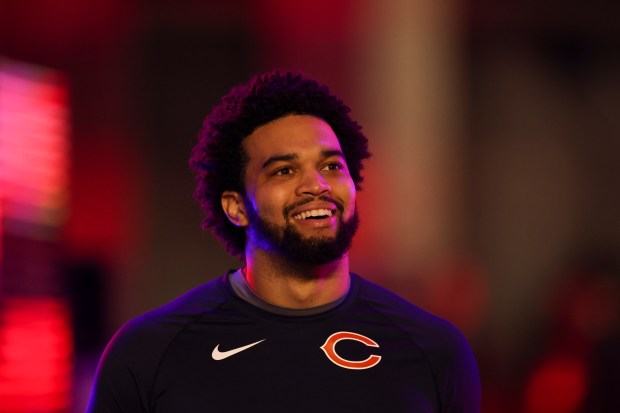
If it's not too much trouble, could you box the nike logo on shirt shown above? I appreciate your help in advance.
[211,339,266,360]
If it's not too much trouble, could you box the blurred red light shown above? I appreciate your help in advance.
[0,58,70,227]
[524,355,587,413]
[0,297,73,412]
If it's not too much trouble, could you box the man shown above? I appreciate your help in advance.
[87,70,480,412]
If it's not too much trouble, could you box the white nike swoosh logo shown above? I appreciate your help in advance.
[211,339,265,361]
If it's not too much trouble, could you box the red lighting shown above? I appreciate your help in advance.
[524,355,587,413]
[0,297,73,412]
[0,58,70,228]
[0,58,73,412]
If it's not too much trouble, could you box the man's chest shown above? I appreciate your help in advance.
[151,319,439,413]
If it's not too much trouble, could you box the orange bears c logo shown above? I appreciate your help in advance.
[320,331,381,370]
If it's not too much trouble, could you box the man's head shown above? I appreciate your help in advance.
[190,70,370,260]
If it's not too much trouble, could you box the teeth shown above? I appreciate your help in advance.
[293,209,333,220]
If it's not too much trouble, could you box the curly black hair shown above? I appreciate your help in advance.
[189,70,371,259]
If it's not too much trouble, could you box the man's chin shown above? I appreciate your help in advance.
[249,208,359,267]
[279,223,355,266]
[296,228,338,242]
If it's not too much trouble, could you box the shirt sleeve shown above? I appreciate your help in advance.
[431,321,481,413]
[86,316,166,413]
[86,277,225,412]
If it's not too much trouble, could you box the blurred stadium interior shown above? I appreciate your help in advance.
[1,1,619,412]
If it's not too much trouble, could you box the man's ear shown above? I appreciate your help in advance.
[221,191,249,227]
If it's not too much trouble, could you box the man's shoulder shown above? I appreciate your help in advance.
[353,274,444,325]
[88,273,238,409]
[146,273,231,321]
[353,273,481,409]
[100,274,231,364]
[352,274,472,357]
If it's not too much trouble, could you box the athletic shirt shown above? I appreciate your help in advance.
[87,272,480,413]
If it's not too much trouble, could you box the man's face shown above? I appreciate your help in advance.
[240,114,358,265]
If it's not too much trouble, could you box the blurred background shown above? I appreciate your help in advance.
[1,0,619,412]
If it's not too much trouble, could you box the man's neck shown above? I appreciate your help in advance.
[243,248,350,309]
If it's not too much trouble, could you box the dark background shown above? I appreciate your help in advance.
[1,1,619,412]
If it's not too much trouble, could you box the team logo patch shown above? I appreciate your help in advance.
[320,331,381,370]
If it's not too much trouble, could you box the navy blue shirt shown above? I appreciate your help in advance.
[87,273,480,412]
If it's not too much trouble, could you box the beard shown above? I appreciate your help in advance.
[246,200,359,268]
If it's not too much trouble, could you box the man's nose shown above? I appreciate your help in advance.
[296,170,331,196]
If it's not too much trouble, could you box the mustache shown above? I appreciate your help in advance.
[283,196,345,217]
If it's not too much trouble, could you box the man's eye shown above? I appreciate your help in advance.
[275,167,293,176]
[323,162,343,171]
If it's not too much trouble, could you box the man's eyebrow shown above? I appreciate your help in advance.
[322,149,345,159]
[262,153,298,169]
[261,149,345,170]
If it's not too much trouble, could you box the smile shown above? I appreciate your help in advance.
[293,209,333,220]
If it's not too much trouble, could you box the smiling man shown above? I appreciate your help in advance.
[87,71,481,413]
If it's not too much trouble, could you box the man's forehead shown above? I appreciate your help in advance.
[242,114,343,160]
